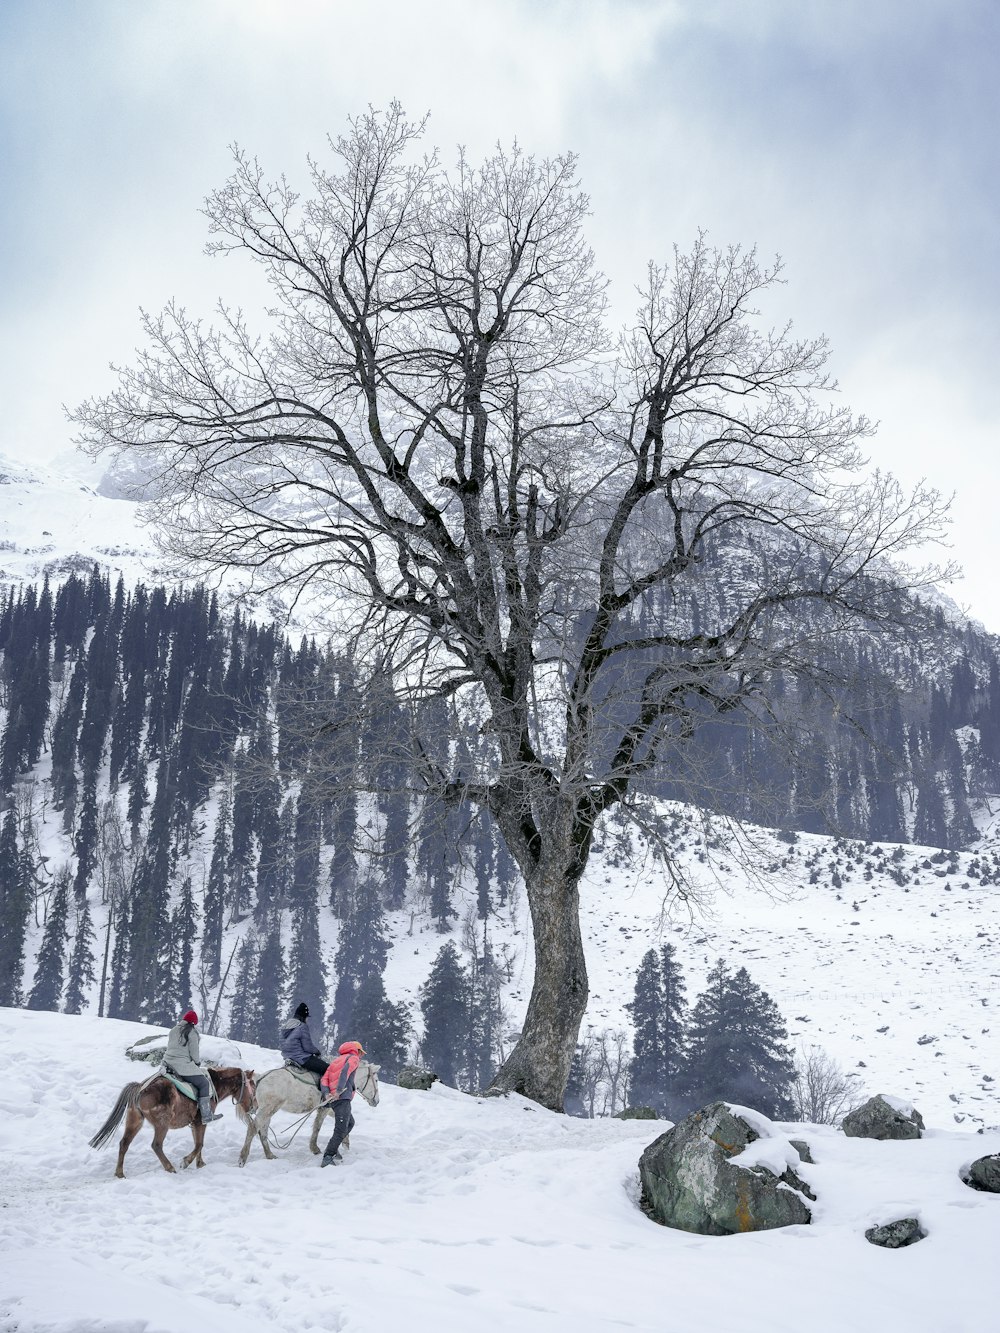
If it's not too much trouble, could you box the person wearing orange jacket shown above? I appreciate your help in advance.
[320,1040,365,1167]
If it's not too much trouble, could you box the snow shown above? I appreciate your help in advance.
[0,451,158,591]
[0,1010,998,1333]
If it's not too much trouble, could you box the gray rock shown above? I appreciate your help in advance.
[617,1106,659,1120]
[865,1217,925,1248]
[397,1066,439,1091]
[638,1102,813,1235]
[841,1094,924,1140]
[789,1139,814,1164]
[963,1153,1000,1192]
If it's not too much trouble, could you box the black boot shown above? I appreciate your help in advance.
[199,1097,223,1123]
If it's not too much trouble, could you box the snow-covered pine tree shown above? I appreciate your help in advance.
[420,941,471,1088]
[721,967,796,1118]
[26,867,70,1011]
[0,808,30,1006]
[64,890,97,1015]
[627,950,663,1110]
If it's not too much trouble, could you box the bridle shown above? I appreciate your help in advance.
[239,1068,259,1122]
[355,1061,380,1106]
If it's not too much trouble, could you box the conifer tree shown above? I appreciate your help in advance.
[682,959,738,1112]
[721,967,796,1118]
[683,961,794,1118]
[658,943,689,1117]
[64,892,97,1015]
[124,753,176,1022]
[628,950,663,1109]
[0,809,30,1006]
[168,876,198,1017]
[420,942,471,1087]
[332,876,389,1033]
[228,934,261,1042]
[254,912,287,1046]
[202,790,231,986]
[468,929,505,1090]
[26,869,71,1011]
[628,944,687,1114]
[348,972,411,1079]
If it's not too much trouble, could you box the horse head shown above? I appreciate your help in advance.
[357,1060,381,1108]
[239,1069,258,1120]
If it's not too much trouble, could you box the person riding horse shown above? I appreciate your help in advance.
[279,1002,328,1080]
[163,1010,223,1124]
[320,1039,365,1167]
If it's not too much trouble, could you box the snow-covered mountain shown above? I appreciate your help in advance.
[0,450,159,589]
[0,1007,997,1333]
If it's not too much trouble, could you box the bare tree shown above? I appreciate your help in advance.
[791,1045,863,1124]
[74,105,952,1109]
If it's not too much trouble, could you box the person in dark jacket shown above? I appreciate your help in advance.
[163,1010,223,1124]
[279,1002,328,1079]
[320,1040,364,1167]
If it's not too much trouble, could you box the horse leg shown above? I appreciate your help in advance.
[239,1112,259,1167]
[150,1116,176,1174]
[114,1106,143,1179]
[259,1112,278,1161]
[181,1117,201,1169]
[309,1105,329,1155]
[193,1122,207,1168]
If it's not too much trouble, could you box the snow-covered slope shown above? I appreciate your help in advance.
[0,451,159,588]
[378,812,1000,1128]
[0,1009,997,1333]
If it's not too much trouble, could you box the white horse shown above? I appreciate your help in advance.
[238,1060,380,1167]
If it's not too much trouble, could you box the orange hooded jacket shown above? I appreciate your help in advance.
[321,1041,364,1101]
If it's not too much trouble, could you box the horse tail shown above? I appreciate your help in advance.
[88,1081,142,1150]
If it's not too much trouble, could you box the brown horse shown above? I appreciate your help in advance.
[89,1067,257,1178]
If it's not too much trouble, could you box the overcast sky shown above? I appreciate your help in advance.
[2,0,998,626]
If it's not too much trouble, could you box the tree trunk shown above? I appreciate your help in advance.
[487,865,588,1111]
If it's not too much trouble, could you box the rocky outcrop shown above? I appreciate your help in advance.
[617,1106,659,1120]
[638,1102,814,1235]
[789,1139,814,1164]
[962,1153,1000,1193]
[397,1066,439,1091]
[841,1094,924,1140]
[865,1217,925,1248]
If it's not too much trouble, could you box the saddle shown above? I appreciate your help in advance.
[162,1070,198,1101]
[284,1061,323,1088]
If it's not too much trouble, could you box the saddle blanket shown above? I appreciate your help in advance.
[284,1062,323,1088]
[162,1071,198,1101]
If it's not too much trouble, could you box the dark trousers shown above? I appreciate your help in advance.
[323,1099,355,1158]
[299,1055,329,1078]
[184,1073,212,1102]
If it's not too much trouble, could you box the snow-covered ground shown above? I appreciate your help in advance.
[0,451,157,590]
[0,1009,997,1333]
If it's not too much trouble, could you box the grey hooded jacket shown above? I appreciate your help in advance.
[164,1021,204,1077]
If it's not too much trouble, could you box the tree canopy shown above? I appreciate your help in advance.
[74,105,952,1109]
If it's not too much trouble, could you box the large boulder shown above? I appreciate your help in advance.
[841,1094,924,1140]
[638,1102,814,1235]
[397,1066,439,1091]
[962,1154,1000,1193]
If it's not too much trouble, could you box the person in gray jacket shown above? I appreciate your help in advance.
[163,1010,222,1123]
[279,1002,328,1080]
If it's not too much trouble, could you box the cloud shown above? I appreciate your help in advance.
[2,0,998,622]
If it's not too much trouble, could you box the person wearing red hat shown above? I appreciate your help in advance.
[164,1009,223,1123]
[319,1040,365,1167]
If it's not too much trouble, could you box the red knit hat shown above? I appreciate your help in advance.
[182,1010,198,1024]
